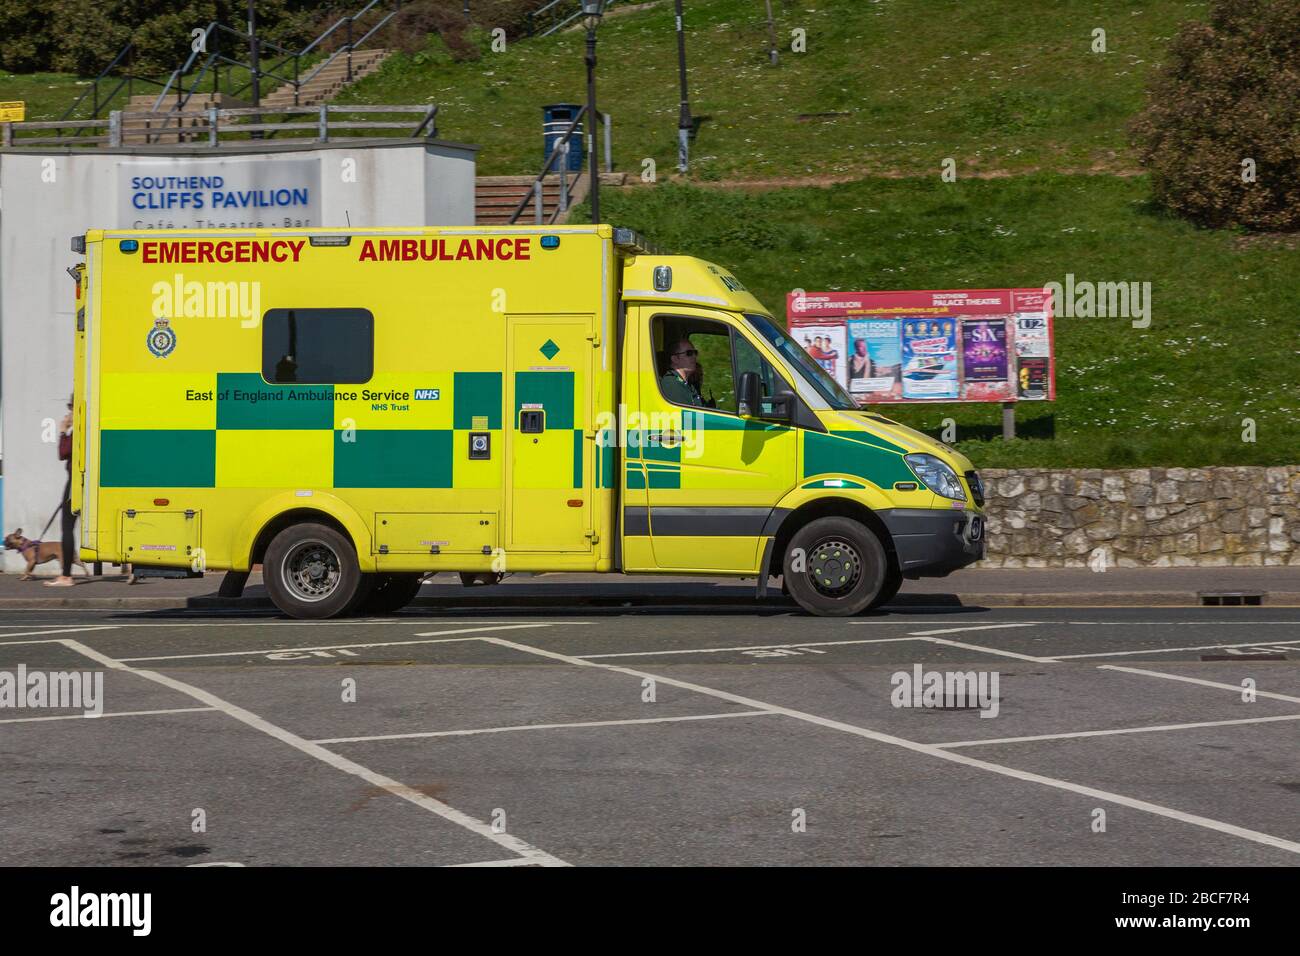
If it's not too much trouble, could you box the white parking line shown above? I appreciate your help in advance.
[312,709,778,744]
[934,713,1300,749]
[906,624,1040,637]
[1098,665,1300,705]
[59,638,569,867]
[483,636,1300,857]
[117,623,558,662]
[0,706,217,725]
[447,858,542,867]
[579,637,920,659]
[0,625,122,645]
[1054,639,1300,660]
[917,636,1055,663]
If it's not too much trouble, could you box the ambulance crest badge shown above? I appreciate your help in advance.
[147,317,176,358]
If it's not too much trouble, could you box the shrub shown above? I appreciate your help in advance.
[1130,0,1300,231]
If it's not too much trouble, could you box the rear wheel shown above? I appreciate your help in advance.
[264,523,366,620]
[358,573,425,615]
[783,517,887,617]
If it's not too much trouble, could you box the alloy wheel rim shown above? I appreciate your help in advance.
[807,538,862,597]
[283,540,341,602]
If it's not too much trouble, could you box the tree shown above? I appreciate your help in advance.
[1130,0,1300,231]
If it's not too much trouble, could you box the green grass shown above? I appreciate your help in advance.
[572,174,1299,468]
[339,0,1206,178]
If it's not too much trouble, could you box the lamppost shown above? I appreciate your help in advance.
[675,0,691,172]
[581,0,606,224]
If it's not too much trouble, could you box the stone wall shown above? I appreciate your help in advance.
[978,466,1300,568]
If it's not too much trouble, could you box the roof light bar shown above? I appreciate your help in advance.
[612,227,667,256]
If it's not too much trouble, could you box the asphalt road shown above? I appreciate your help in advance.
[1,604,1297,866]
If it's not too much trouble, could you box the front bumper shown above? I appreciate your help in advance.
[880,508,985,578]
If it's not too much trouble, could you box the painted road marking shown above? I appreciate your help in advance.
[1099,664,1300,705]
[0,626,122,645]
[447,858,542,867]
[916,636,1055,663]
[579,637,921,659]
[1054,639,1300,660]
[934,713,1300,749]
[59,638,569,867]
[116,623,558,662]
[312,709,778,745]
[0,706,217,725]
[483,636,1300,857]
[905,624,1040,637]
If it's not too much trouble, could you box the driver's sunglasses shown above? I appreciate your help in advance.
[673,348,699,358]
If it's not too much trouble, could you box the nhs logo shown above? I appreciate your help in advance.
[414,388,441,400]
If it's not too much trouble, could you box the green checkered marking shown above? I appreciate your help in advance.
[515,371,574,429]
[101,430,215,487]
[216,372,333,430]
[334,429,452,488]
[453,371,502,430]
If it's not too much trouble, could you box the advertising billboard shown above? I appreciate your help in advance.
[787,288,1056,404]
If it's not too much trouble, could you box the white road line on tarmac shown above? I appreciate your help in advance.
[916,637,1056,663]
[483,636,1300,857]
[579,637,922,659]
[0,626,122,645]
[117,623,557,662]
[1098,665,1300,705]
[1054,639,1300,660]
[0,706,217,725]
[447,858,541,867]
[59,638,569,867]
[905,624,1040,636]
[934,713,1300,749]
[312,709,778,744]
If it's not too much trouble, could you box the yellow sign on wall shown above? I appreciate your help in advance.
[0,101,25,122]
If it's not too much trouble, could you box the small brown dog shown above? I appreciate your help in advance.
[4,529,87,580]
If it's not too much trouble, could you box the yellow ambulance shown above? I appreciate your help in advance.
[69,225,985,618]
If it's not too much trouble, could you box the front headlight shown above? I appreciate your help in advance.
[903,453,966,500]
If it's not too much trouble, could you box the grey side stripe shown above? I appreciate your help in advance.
[622,507,790,537]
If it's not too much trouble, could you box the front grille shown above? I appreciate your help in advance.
[965,470,984,507]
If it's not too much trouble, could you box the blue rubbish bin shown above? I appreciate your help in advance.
[543,104,586,173]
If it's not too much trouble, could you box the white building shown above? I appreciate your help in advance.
[0,135,478,570]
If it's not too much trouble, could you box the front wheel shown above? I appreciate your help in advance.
[264,523,366,619]
[867,562,904,611]
[783,517,887,617]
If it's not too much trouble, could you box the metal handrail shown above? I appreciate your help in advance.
[1,104,437,148]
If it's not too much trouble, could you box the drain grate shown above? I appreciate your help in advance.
[1198,591,1264,606]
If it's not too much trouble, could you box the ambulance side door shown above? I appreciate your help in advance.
[632,307,798,572]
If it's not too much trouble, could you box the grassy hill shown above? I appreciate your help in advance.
[580,176,1299,468]
[340,0,1205,179]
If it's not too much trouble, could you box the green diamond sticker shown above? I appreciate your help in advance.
[539,339,560,360]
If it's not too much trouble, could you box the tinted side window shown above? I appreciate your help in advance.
[262,308,374,384]
[733,333,785,402]
[652,316,735,412]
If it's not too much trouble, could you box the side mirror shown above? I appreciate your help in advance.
[737,371,762,418]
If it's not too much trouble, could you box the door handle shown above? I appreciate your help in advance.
[658,431,682,447]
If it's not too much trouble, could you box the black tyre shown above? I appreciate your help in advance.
[866,561,904,611]
[783,517,887,617]
[358,573,425,615]
[264,522,366,620]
